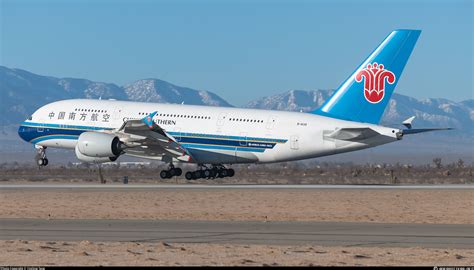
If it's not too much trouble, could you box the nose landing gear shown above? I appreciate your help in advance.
[35,146,48,167]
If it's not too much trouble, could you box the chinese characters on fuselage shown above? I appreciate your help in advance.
[48,111,110,122]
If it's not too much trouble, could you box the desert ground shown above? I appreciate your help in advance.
[1,240,473,266]
[1,189,473,224]
[1,162,473,266]
[1,186,473,266]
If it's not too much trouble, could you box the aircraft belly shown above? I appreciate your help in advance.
[186,148,258,164]
[37,138,77,149]
[234,150,259,163]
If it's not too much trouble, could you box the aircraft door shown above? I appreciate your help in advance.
[290,135,299,150]
[266,115,277,130]
[216,113,227,132]
[36,111,46,133]
[113,107,123,124]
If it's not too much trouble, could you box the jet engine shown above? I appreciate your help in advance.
[75,146,118,163]
[75,132,124,163]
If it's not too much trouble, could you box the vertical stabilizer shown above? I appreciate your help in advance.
[313,30,421,124]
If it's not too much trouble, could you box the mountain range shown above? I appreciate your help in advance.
[245,90,473,134]
[1,66,472,136]
[0,66,230,126]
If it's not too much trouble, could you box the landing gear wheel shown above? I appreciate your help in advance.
[219,169,228,178]
[160,170,171,179]
[203,169,211,178]
[169,168,176,177]
[35,146,48,167]
[193,170,202,179]
[175,168,183,176]
[227,168,234,177]
[37,158,49,167]
[210,169,218,178]
[185,172,194,180]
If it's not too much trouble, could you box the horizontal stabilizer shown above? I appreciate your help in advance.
[325,128,380,141]
[403,128,453,135]
[402,116,416,129]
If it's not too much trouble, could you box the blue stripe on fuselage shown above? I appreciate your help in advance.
[18,125,86,142]
[177,136,276,149]
[20,121,112,131]
[179,143,265,152]
[167,131,286,144]
[30,135,80,144]
[18,121,286,153]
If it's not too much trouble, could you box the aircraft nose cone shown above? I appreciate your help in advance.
[18,124,29,142]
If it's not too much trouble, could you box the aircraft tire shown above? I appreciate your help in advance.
[210,169,218,178]
[220,169,228,178]
[160,170,170,179]
[185,172,194,180]
[193,170,202,179]
[169,168,176,177]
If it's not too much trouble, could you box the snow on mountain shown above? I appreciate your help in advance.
[245,89,473,133]
[57,78,126,100]
[1,66,472,136]
[0,66,231,125]
[123,79,231,106]
[245,89,335,112]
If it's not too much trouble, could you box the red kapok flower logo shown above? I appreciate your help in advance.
[355,62,396,104]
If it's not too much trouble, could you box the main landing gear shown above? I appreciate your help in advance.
[159,164,183,179]
[159,164,235,180]
[185,165,235,180]
[35,146,48,167]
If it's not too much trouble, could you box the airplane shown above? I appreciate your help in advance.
[18,29,451,180]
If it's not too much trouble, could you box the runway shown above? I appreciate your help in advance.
[1,184,473,190]
[0,219,472,248]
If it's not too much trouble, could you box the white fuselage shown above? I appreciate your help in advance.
[18,99,401,164]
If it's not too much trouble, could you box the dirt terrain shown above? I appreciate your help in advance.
[1,161,472,185]
[1,240,473,266]
[1,187,472,266]
[1,189,472,224]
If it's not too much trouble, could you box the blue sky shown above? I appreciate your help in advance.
[1,0,472,105]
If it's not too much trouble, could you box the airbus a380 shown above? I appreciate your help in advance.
[18,29,450,180]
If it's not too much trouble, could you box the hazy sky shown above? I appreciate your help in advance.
[1,0,472,105]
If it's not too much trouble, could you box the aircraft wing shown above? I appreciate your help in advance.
[113,112,194,162]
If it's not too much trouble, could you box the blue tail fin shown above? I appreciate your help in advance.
[313,30,421,124]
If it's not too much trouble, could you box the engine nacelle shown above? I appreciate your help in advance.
[76,132,123,158]
[75,146,118,163]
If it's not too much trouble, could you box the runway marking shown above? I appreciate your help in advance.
[1,184,473,190]
[0,219,472,248]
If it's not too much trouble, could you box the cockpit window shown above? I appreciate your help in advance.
[28,115,33,120]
